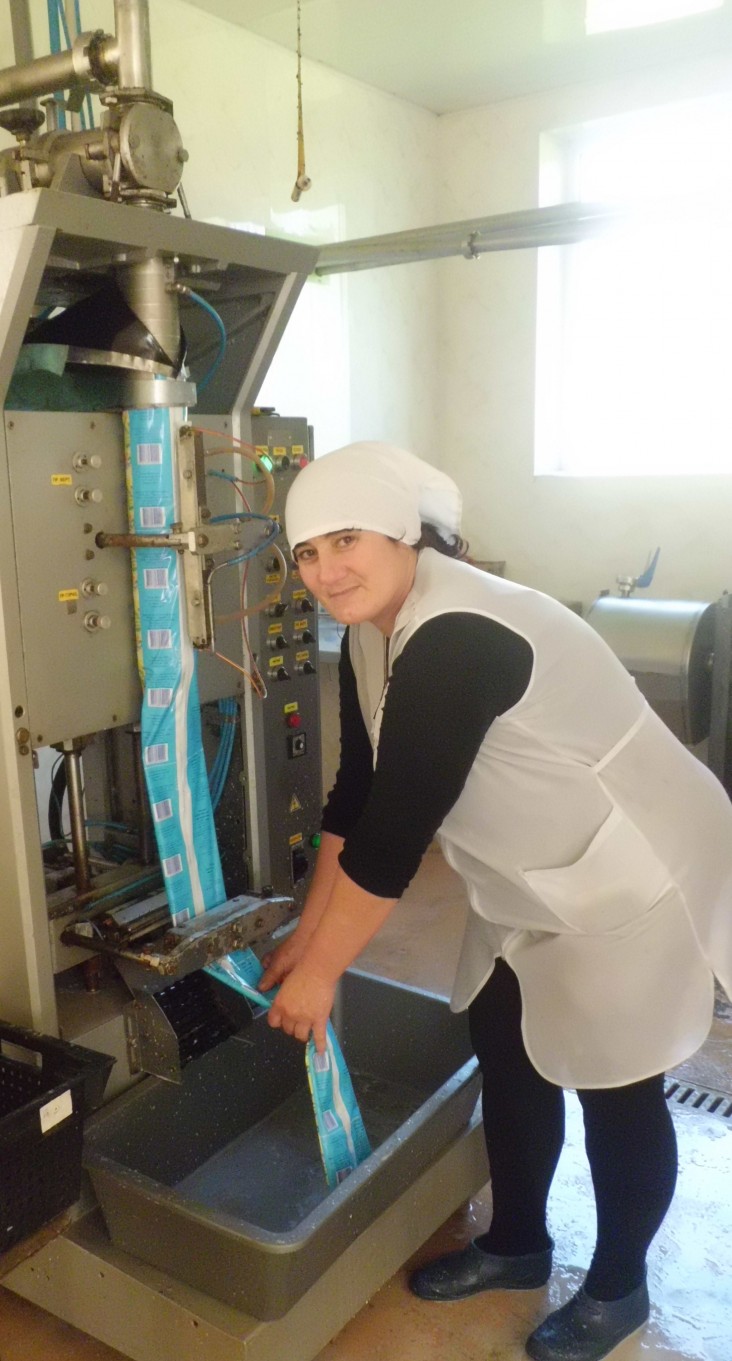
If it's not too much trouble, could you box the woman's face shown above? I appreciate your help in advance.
[292,529,417,634]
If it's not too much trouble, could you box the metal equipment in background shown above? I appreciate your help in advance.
[586,552,732,795]
[0,7,489,1358]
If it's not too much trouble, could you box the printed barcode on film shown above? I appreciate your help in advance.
[147,629,173,649]
[322,1110,339,1133]
[144,743,168,765]
[143,567,169,589]
[153,799,173,822]
[140,506,166,528]
[162,854,183,877]
[137,443,163,465]
[147,687,173,708]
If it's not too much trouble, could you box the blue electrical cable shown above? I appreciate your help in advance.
[47,0,66,129]
[183,289,227,393]
[54,0,88,128]
[71,0,95,128]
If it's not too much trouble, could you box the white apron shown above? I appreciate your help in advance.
[349,550,732,1088]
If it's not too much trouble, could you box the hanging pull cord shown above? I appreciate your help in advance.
[291,0,312,202]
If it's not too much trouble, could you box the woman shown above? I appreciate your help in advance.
[259,440,732,1361]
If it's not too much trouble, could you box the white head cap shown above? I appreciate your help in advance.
[285,441,462,549]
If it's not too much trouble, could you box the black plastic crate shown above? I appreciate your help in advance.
[0,1021,114,1256]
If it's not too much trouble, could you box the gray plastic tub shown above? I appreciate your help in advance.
[84,969,480,1320]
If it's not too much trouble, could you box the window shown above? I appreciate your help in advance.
[535,96,732,476]
[587,0,722,34]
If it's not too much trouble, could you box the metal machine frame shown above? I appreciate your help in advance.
[0,184,317,1036]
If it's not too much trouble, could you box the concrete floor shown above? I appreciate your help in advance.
[1,848,730,1361]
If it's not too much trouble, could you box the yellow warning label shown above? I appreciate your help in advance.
[289,794,302,813]
[288,832,303,846]
[292,589,306,600]
[273,446,286,457]
[293,619,307,631]
[295,650,309,663]
[52,474,73,486]
[284,702,299,714]
[292,445,305,455]
[268,655,284,668]
[255,446,268,456]
[268,622,283,634]
[58,589,79,602]
[265,573,281,584]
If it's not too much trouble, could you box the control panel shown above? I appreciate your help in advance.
[245,412,323,908]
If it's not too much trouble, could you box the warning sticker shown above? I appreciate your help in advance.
[58,589,79,602]
[51,474,73,486]
[289,794,302,813]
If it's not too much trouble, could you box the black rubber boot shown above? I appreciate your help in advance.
[408,1241,553,1301]
[524,1279,650,1361]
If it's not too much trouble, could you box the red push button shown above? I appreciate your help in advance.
[286,712,302,728]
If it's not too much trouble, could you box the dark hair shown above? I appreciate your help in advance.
[416,522,470,560]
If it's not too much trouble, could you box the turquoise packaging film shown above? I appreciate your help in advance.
[126,413,370,1186]
[207,949,372,1188]
[125,408,226,920]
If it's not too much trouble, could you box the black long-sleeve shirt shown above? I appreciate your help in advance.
[321,613,534,898]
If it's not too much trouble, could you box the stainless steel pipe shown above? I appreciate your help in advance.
[117,257,180,367]
[63,744,92,895]
[0,31,115,110]
[114,0,153,90]
[315,201,628,275]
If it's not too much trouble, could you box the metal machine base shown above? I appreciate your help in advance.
[5,1112,487,1361]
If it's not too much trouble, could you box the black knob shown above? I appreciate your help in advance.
[276,667,290,681]
[302,630,314,644]
[299,598,314,613]
[302,661,316,676]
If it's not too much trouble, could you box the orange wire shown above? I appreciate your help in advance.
[191,425,275,513]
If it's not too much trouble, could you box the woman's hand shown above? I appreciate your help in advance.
[267,965,335,1054]
[259,925,312,991]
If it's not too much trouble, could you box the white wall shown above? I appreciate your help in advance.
[5,5,731,608]
[435,54,732,607]
[0,0,440,460]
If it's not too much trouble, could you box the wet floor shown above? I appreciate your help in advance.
[1,848,730,1361]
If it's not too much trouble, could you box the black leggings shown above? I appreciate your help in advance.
[468,959,678,1300]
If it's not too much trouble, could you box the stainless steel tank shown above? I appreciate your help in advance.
[586,596,715,746]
